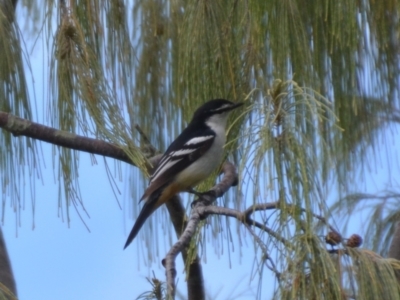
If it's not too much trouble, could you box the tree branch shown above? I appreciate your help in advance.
[164,196,205,300]
[0,229,17,298]
[200,204,290,248]
[164,163,347,297]
[388,222,400,284]
[0,111,134,165]
[163,162,238,298]
[388,222,400,260]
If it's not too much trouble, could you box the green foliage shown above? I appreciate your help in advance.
[0,2,39,225]
[135,273,165,300]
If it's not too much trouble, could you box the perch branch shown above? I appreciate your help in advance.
[163,161,238,298]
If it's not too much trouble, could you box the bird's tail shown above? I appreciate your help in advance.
[123,184,168,249]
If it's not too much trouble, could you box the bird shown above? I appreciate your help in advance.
[124,99,243,249]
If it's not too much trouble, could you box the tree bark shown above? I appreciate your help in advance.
[0,229,17,297]
[388,222,400,260]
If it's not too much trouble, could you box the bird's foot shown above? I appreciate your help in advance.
[190,190,217,208]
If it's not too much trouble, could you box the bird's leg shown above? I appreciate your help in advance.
[186,187,202,197]
[188,188,217,207]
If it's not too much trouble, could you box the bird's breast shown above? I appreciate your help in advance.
[175,132,226,189]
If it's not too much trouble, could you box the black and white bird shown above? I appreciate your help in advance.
[124,99,243,249]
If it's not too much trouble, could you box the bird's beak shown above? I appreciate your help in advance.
[229,102,244,111]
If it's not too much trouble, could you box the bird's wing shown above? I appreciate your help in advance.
[124,129,215,248]
[141,129,216,201]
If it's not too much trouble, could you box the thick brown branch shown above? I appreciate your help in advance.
[0,0,18,23]
[0,229,17,298]
[0,111,134,165]
[388,223,400,284]
[388,222,400,260]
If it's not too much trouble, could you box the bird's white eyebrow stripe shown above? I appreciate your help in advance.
[211,104,231,112]
[185,135,214,145]
[151,158,182,182]
[170,148,197,157]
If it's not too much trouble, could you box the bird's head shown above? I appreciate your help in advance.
[191,99,243,129]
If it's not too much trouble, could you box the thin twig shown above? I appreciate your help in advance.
[135,124,158,158]
[244,223,281,280]
[244,202,279,219]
